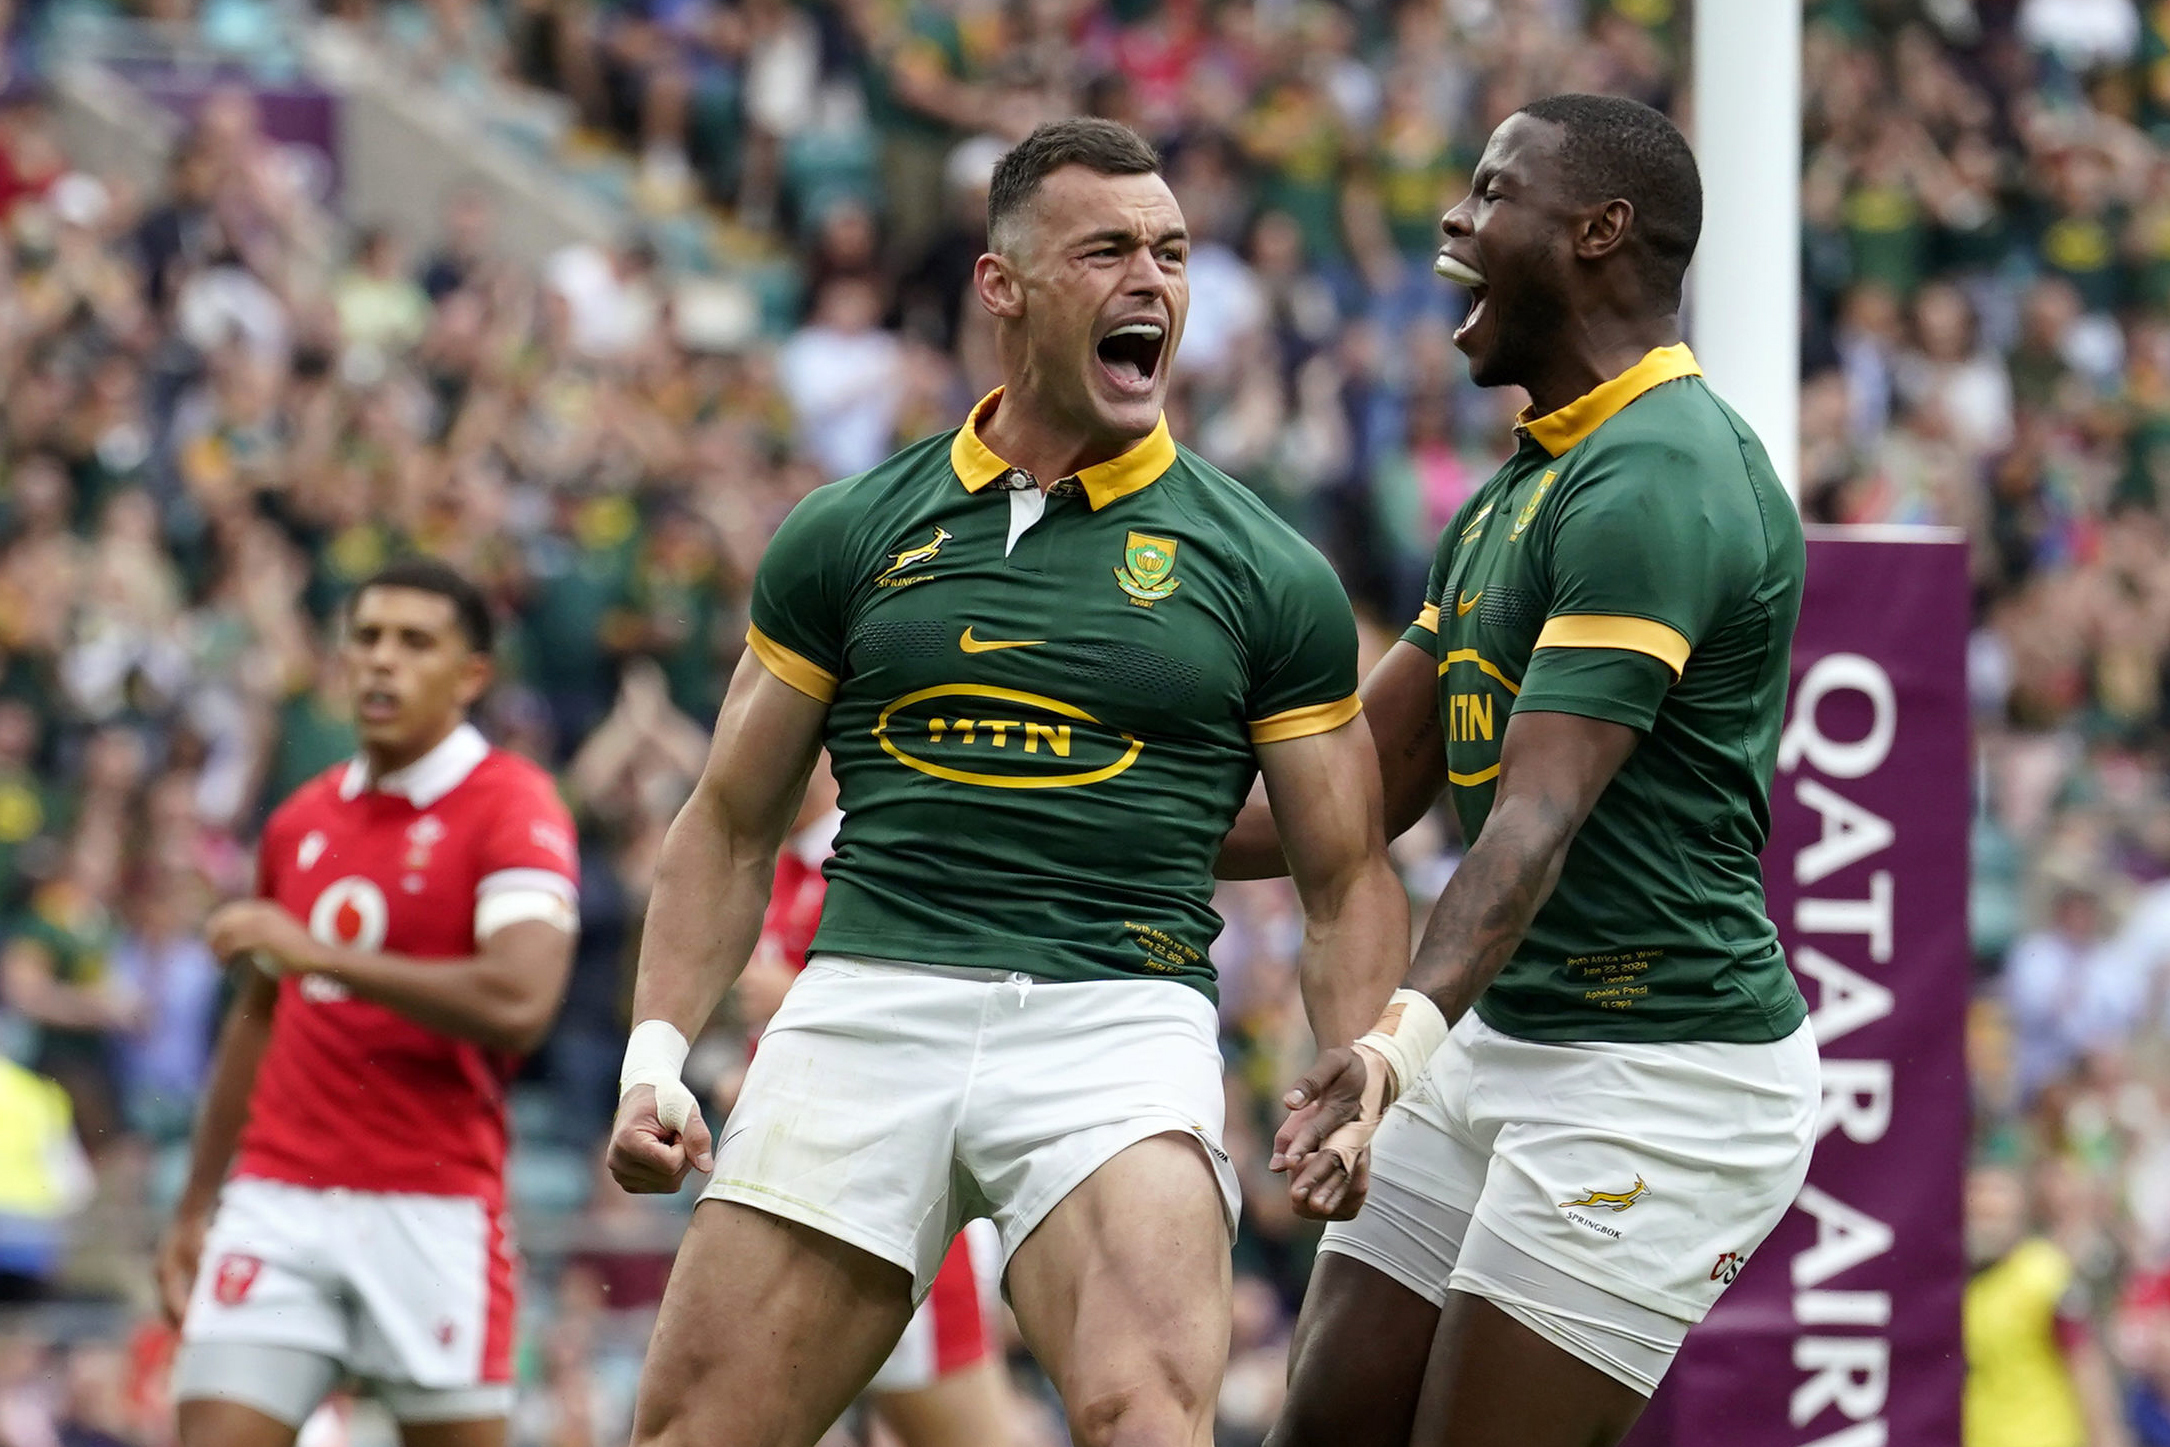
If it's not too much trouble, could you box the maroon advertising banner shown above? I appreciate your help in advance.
[1625,526,1971,1447]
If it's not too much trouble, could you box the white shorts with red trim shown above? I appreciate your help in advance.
[173,1177,515,1422]
[867,1219,1001,1394]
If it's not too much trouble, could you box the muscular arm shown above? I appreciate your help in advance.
[1273,709,1637,1219]
[1405,709,1638,1021]
[627,650,828,1039]
[1257,715,1410,1049]
[606,651,827,1192]
[157,966,278,1322]
[1218,641,1446,879]
[298,919,575,1055]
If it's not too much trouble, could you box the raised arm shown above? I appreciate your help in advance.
[606,649,829,1193]
[1256,713,1410,1051]
[1218,640,1447,880]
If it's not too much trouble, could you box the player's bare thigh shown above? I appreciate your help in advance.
[1005,1133,1231,1447]
[177,1399,299,1447]
[1409,1291,1647,1447]
[1265,1254,1443,1447]
[869,1359,1014,1447]
[631,1199,915,1447]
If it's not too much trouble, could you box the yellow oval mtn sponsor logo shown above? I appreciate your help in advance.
[872,684,1142,789]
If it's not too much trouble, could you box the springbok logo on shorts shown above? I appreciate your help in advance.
[1558,1175,1650,1213]
[212,1253,262,1305]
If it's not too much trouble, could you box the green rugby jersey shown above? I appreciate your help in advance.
[1405,345,1809,1044]
[747,389,1361,998]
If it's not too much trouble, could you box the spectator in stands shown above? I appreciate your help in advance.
[776,272,905,480]
[2,833,133,1150]
[107,869,218,1141]
[1965,1163,2133,1447]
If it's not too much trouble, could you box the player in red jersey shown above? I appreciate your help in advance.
[154,560,581,1447]
[738,768,1016,1447]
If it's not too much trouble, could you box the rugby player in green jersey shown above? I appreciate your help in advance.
[603,118,1409,1447]
[1222,95,1821,1447]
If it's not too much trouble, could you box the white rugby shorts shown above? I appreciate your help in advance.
[1319,1013,1818,1392]
[172,1177,515,1423]
[704,955,1240,1297]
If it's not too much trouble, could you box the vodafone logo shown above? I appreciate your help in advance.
[309,876,388,952]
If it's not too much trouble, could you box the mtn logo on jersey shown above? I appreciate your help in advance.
[872,684,1143,789]
[875,526,953,587]
[1114,532,1181,605]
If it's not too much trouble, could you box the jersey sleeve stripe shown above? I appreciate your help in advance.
[1412,602,1440,635]
[746,625,839,702]
[477,868,577,902]
[1533,614,1692,681]
[1248,693,1362,745]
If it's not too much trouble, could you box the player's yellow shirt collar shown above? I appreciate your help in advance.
[1515,343,1702,457]
[950,387,1177,510]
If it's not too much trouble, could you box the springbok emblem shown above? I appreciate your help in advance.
[876,526,954,584]
[1558,1176,1650,1213]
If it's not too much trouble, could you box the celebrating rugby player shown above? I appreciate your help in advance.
[1222,94,1822,1447]
[607,117,1407,1447]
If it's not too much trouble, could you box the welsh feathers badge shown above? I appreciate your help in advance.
[1115,531,1181,605]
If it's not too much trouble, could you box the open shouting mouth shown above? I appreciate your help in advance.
[1436,250,1489,346]
[1095,319,1168,396]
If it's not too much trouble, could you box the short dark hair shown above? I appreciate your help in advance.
[987,119,1161,247]
[349,558,496,656]
[1515,93,1701,309]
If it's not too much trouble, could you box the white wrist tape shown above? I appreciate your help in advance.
[619,1020,699,1134]
[1353,989,1451,1101]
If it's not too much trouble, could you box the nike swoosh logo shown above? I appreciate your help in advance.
[1456,591,1483,617]
[960,627,1045,653]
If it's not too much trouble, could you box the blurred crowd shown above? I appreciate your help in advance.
[0,0,2168,1441]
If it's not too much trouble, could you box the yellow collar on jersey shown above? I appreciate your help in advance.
[1516,343,1702,457]
[951,387,1177,510]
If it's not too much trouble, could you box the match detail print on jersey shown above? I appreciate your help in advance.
[740,387,1362,996]
[1404,344,1807,1045]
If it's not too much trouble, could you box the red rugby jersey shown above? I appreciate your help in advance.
[233,725,579,1204]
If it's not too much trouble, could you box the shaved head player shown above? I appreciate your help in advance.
[1221,94,1821,1447]
[608,118,1407,1447]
